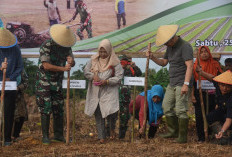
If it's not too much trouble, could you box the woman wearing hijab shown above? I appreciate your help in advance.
[84,39,123,143]
[129,85,164,138]
[192,46,223,142]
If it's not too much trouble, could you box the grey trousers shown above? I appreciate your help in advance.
[94,105,118,139]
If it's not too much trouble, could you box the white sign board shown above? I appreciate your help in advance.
[62,80,86,89]
[124,77,145,86]
[0,81,17,90]
[197,80,215,90]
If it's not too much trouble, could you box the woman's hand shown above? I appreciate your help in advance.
[195,65,202,74]
[139,127,144,134]
[93,73,100,82]
[100,80,108,86]
[215,131,223,139]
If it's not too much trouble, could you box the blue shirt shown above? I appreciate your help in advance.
[115,0,125,14]
[0,45,23,81]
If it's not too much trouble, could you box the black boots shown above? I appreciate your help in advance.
[160,116,179,138]
[41,114,65,144]
[119,126,127,139]
[41,114,50,145]
[52,114,65,143]
[148,126,158,139]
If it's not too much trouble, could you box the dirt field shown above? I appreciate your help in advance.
[0,96,232,157]
[0,0,152,42]
[1,1,232,156]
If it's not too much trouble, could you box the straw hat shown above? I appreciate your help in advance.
[155,25,179,47]
[49,24,76,47]
[213,70,232,85]
[0,27,17,48]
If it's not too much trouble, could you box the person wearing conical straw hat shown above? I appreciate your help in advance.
[196,67,232,144]
[211,71,232,144]
[146,25,193,143]
[0,27,23,146]
[35,24,76,145]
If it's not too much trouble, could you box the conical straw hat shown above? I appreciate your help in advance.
[0,27,17,48]
[49,24,76,47]
[213,70,232,85]
[155,25,179,47]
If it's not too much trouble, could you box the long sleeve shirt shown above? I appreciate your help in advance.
[129,95,148,127]
[0,45,23,82]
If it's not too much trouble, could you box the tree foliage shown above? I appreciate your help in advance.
[136,68,169,93]
[23,58,38,96]
[23,59,170,99]
[149,68,169,90]
[69,64,88,99]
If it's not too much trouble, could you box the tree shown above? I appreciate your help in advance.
[136,68,169,94]
[149,68,169,90]
[23,58,38,95]
[69,64,88,99]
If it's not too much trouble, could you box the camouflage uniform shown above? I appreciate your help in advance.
[75,1,92,40]
[35,40,74,144]
[119,55,142,138]
[35,40,74,116]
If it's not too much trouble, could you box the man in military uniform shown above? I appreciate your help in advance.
[35,24,76,145]
[118,54,142,139]
[69,0,92,40]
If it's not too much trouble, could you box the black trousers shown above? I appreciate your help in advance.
[194,92,216,141]
[117,13,126,28]
[13,117,25,138]
[207,106,226,125]
[134,109,157,138]
[1,91,17,142]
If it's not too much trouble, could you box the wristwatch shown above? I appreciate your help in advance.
[184,82,189,86]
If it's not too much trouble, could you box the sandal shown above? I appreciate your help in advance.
[110,131,116,139]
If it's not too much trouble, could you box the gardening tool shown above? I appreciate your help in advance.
[142,43,151,139]
[131,86,136,143]
[197,53,208,141]
[0,58,7,146]
[66,70,70,144]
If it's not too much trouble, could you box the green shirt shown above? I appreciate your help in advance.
[164,37,193,87]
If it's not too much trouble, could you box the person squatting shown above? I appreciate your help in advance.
[0,24,232,146]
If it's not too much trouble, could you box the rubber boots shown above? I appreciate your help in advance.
[41,114,50,145]
[52,114,66,143]
[160,116,179,138]
[175,118,189,143]
[148,126,158,139]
